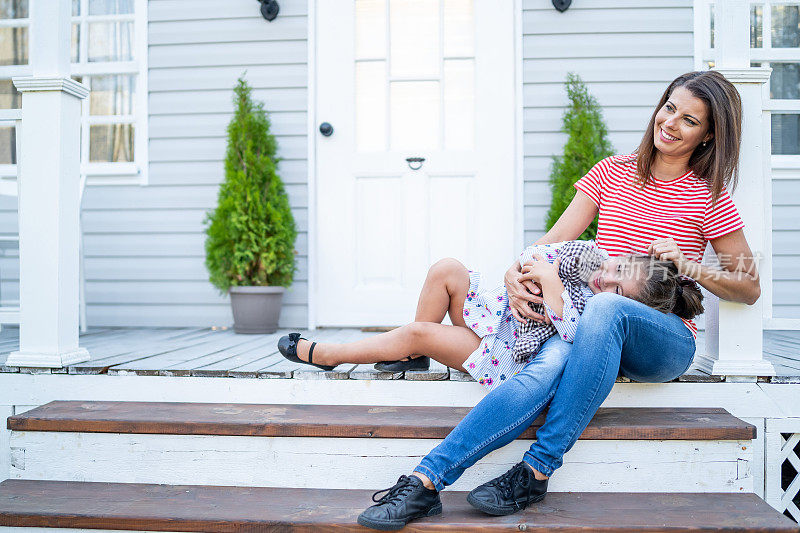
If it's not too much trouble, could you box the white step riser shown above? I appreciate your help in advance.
[9,431,753,493]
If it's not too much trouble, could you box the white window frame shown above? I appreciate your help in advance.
[0,0,148,185]
[695,0,800,176]
[71,0,148,185]
[0,4,30,179]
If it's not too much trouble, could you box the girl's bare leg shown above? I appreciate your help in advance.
[413,258,471,327]
[300,321,480,369]
[295,258,478,368]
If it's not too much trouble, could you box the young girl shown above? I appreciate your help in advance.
[277,239,704,391]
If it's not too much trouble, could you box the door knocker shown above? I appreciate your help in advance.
[406,157,425,171]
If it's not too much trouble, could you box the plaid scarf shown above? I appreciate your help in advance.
[512,240,606,363]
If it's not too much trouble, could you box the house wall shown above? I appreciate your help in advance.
[86,0,309,327]
[521,0,695,244]
[0,0,797,327]
[521,0,799,322]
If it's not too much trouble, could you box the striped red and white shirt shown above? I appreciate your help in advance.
[573,154,745,337]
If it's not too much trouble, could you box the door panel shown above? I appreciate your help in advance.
[316,0,516,326]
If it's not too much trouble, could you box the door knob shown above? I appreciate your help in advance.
[319,122,334,137]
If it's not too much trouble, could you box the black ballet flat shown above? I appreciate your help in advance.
[277,332,336,371]
[374,357,431,372]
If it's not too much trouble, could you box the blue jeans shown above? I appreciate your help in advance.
[414,292,696,490]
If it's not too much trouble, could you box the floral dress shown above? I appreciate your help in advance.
[461,240,607,392]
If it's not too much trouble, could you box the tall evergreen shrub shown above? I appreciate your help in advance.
[204,77,297,292]
[545,73,614,240]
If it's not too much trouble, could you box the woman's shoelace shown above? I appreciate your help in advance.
[492,462,535,508]
[372,475,415,504]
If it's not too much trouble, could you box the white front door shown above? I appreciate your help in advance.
[315,0,517,327]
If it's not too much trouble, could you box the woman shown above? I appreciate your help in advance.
[317,70,761,531]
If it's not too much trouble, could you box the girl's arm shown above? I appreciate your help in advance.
[532,260,585,342]
[648,230,760,305]
[504,191,598,322]
[543,292,582,342]
[526,256,566,316]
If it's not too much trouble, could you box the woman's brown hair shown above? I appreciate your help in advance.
[627,256,704,321]
[635,70,742,203]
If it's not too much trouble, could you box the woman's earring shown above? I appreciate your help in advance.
[702,141,707,147]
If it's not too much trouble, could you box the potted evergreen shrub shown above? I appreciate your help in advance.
[546,73,614,240]
[204,77,297,333]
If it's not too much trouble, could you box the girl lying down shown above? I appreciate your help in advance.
[277,240,703,391]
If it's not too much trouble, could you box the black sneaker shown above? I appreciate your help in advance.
[466,462,547,516]
[357,475,442,531]
[373,357,430,372]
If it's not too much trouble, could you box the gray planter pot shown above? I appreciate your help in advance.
[229,286,285,334]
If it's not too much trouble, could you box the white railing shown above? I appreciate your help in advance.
[696,0,776,377]
[4,0,90,368]
[0,108,21,330]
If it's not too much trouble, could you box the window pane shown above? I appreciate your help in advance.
[72,0,80,16]
[751,5,762,48]
[0,0,27,19]
[710,3,715,48]
[390,80,440,151]
[89,124,134,162]
[88,21,133,62]
[356,61,387,151]
[355,0,386,60]
[772,114,800,155]
[390,0,439,78]
[770,63,800,99]
[443,0,474,57]
[71,23,80,62]
[0,126,16,164]
[0,79,20,109]
[89,75,135,115]
[0,26,26,65]
[772,5,800,48]
[88,0,133,15]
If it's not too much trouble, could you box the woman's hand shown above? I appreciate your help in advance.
[647,238,698,277]
[504,259,551,325]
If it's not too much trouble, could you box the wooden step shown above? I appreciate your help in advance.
[0,479,795,532]
[7,400,756,440]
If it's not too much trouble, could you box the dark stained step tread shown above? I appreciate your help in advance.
[0,479,795,532]
[6,400,757,440]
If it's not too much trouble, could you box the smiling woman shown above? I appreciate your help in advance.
[636,70,742,200]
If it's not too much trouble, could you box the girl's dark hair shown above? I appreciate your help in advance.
[627,256,704,320]
[635,70,742,203]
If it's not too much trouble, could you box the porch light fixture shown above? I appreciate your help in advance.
[258,0,279,21]
[552,0,571,12]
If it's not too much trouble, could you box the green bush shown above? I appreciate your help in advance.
[204,76,297,292]
[545,73,614,241]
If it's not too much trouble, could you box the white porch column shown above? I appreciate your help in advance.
[696,0,775,377]
[5,0,90,368]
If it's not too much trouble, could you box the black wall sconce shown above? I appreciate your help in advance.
[552,0,571,12]
[258,0,279,21]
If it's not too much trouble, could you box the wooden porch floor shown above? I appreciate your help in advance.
[0,326,798,381]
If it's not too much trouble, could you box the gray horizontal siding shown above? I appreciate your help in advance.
[521,0,695,241]
[2,0,798,327]
[522,0,800,321]
[773,179,800,318]
[85,0,309,327]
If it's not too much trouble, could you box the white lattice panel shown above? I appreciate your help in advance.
[766,418,800,523]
